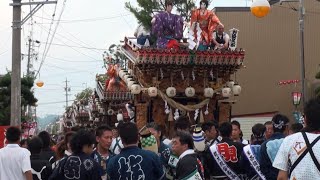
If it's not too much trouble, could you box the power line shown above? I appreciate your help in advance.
[58,25,102,54]
[35,23,102,55]
[37,99,75,105]
[33,13,131,23]
[45,55,101,62]
[35,23,101,61]
[36,2,58,78]
[37,41,107,50]
[36,0,67,78]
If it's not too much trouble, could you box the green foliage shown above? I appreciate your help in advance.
[125,0,159,31]
[104,44,127,69]
[75,88,93,102]
[0,73,38,125]
[37,114,59,129]
[125,0,196,31]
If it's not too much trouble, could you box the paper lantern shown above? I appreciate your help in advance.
[185,87,195,97]
[127,80,135,89]
[126,76,133,84]
[148,87,158,97]
[36,80,44,87]
[166,87,176,97]
[131,83,141,95]
[233,84,242,96]
[204,87,214,98]
[251,0,270,18]
[226,80,235,88]
[107,109,114,115]
[119,70,125,78]
[123,74,130,82]
[117,112,124,121]
[222,87,232,98]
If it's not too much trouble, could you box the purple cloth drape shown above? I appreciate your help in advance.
[152,12,183,48]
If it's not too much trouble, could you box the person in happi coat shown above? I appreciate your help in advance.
[49,130,100,180]
[208,122,245,180]
[106,122,164,180]
[241,123,266,180]
[172,131,204,180]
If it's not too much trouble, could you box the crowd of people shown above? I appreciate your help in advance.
[0,97,320,180]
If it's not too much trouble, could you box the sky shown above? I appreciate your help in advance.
[0,0,251,117]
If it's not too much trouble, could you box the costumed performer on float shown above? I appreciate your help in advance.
[190,0,222,51]
[151,0,183,49]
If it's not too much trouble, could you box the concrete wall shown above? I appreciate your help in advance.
[216,1,320,121]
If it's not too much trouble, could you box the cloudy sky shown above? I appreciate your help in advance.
[0,0,251,117]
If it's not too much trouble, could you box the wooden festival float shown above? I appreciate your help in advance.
[118,35,245,137]
[92,61,135,128]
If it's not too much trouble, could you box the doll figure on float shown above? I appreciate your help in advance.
[105,64,127,91]
[189,0,222,51]
[151,0,183,49]
[134,23,151,46]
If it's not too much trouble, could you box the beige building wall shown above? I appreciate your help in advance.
[216,1,320,120]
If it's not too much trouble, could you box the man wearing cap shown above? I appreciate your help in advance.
[260,114,289,180]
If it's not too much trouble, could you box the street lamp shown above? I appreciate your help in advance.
[292,92,302,108]
[35,72,44,88]
[253,0,306,106]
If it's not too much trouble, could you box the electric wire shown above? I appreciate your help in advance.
[37,100,75,105]
[45,55,101,63]
[37,41,107,51]
[36,1,58,77]
[36,0,67,78]
[35,23,101,61]
[33,13,131,23]
[58,25,102,54]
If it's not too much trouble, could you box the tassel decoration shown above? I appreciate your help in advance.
[200,110,204,123]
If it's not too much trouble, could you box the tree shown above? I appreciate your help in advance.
[0,73,38,125]
[125,0,196,31]
[103,44,127,69]
[75,88,93,106]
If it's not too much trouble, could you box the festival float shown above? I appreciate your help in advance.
[93,0,246,137]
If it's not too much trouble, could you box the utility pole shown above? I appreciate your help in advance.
[10,0,22,126]
[9,0,57,126]
[27,38,31,76]
[279,0,306,106]
[299,0,306,106]
[64,78,71,109]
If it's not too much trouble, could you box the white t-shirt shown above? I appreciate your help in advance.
[273,132,320,180]
[0,144,31,180]
[110,137,124,155]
